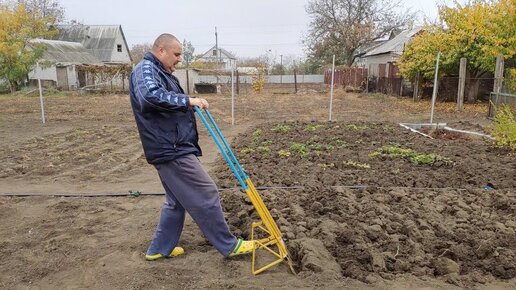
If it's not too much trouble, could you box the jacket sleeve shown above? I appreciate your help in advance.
[131,61,190,112]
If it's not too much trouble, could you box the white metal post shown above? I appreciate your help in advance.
[329,55,335,121]
[231,68,235,125]
[430,51,441,124]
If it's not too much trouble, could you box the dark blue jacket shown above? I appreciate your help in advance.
[129,52,201,164]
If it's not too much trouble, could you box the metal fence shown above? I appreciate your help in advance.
[488,92,516,118]
[197,74,324,84]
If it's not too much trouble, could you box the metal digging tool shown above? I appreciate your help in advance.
[194,107,296,275]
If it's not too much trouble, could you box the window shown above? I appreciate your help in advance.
[213,49,217,56]
[117,44,122,52]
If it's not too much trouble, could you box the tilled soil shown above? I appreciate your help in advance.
[213,121,516,288]
[0,90,514,289]
[213,121,515,190]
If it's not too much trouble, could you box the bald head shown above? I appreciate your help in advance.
[151,33,183,73]
[152,33,180,52]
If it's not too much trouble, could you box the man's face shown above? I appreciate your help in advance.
[159,40,182,73]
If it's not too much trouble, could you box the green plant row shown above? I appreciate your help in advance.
[369,145,453,166]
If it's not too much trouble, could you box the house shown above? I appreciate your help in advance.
[198,45,236,71]
[28,24,132,90]
[360,27,422,78]
[28,39,103,90]
[54,25,132,64]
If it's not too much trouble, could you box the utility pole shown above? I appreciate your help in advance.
[215,27,219,68]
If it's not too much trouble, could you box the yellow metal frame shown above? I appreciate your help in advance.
[244,179,296,275]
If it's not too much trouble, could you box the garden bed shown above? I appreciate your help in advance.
[213,121,515,287]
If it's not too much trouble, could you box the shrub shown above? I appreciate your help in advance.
[491,104,516,150]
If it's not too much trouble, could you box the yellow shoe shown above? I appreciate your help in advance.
[145,247,185,261]
[228,239,255,257]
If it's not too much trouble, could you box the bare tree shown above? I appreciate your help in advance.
[130,43,152,64]
[182,39,195,68]
[305,0,415,66]
[237,50,275,74]
[17,0,65,24]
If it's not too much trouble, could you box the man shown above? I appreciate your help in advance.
[129,33,254,260]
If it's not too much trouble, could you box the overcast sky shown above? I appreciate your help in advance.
[58,0,460,61]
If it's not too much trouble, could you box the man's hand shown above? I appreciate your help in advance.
[190,97,209,109]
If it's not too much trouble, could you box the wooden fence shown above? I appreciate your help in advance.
[324,67,368,89]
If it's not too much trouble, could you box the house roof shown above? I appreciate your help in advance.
[54,24,132,63]
[354,40,388,58]
[31,39,103,65]
[364,27,422,57]
[199,45,236,60]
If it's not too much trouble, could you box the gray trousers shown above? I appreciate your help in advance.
[147,154,238,257]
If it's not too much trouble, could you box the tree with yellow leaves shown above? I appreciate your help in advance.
[399,0,516,102]
[0,3,57,92]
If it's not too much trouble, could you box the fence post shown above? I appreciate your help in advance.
[457,58,466,111]
[493,55,504,95]
[490,55,505,117]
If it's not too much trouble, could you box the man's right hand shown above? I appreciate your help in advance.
[190,97,209,109]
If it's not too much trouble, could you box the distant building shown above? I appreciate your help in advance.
[28,25,132,90]
[198,45,236,71]
[358,27,422,78]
